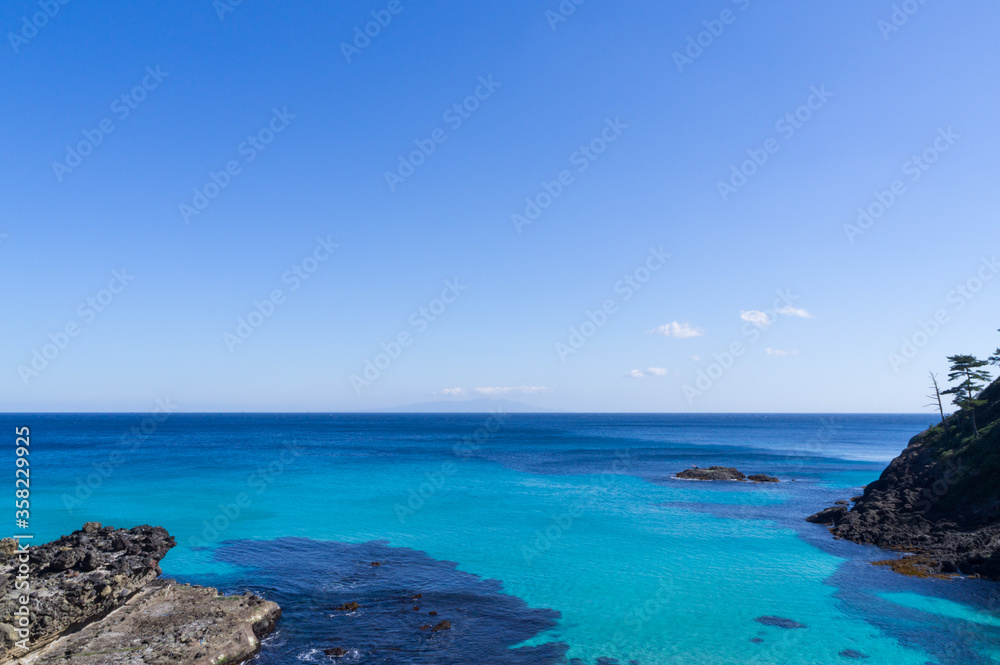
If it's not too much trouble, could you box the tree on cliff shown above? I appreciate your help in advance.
[926,372,947,426]
[942,355,992,438]
[989,329,999,366]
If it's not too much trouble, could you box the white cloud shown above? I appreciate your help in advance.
[740,310,773,328]
[766,348,799,357]
[474,386,548,396]
[648,321,704,338]
[627,367,668,379]
[440,387,465,396]
[777,306,814,319]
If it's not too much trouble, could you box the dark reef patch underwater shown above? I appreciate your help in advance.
[186,538,569,664]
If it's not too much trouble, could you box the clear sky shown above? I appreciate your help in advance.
[2,0,998,413]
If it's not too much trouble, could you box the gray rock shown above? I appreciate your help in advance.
[806,506,849,525]
[0,525,280,664]
[675,467,746,481]
[14,579,279,664]
[1,524,174,659]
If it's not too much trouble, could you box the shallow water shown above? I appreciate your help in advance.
[11,413,1000,664]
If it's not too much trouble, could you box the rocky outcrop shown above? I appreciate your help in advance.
[806,506,848,525]
[13,580,279,665]
[1,523,174,658]
[675,467,746,481]
[0,524,280,664]
[675,467,781,482]
[825,378,1000,579]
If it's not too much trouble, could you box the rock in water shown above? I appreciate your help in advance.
[0,524,280,664]
[754,615,807,629]
[839,649,869,659]
[806,506,849,525]
[748,474,780,483]
[675,466,747,481]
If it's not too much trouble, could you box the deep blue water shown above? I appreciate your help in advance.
[8,413,1000,664]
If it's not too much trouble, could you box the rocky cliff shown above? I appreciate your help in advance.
[0,524,279,664]
[830,378,1000,578]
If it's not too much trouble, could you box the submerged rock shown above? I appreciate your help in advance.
[839,649,869,659]
[211,538,568,663]
[675,466,747,481]
[754,615,807,629]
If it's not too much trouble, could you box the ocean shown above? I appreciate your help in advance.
[9,413,1000,664]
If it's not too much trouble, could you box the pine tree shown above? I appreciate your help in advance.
[941,355,992,438]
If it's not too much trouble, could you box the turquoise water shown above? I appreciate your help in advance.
[11,414,1000,664]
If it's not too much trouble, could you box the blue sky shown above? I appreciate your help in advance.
[1,0,998,412]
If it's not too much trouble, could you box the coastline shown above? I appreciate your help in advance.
[0,524,279,665]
